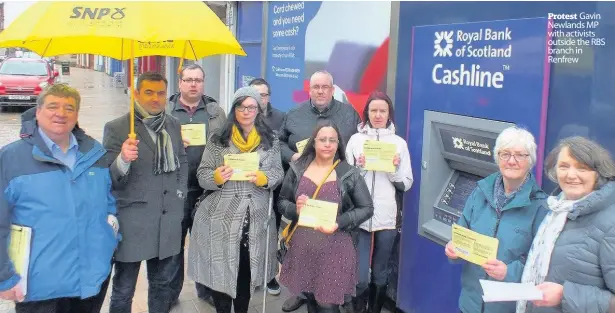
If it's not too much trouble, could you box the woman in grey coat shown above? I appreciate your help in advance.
[187,87,284,313]
[517,136,615,313]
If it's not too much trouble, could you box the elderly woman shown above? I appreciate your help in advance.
[444,126,548,313]
[278,120,374,313]
[517,136,615,313]
[187,86,284,313]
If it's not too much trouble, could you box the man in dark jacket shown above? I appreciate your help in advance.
[166,63,227,305]
[279,71,362,166]
[249,78,285,132]
[103,72,188,313]
[248,77,286,296]
[278,70,362,312]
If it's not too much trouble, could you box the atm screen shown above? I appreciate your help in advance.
[434,171,483,225]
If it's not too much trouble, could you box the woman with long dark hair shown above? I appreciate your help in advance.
[345,91,414,313]
[187,86,284,313]
[277,120,374,313]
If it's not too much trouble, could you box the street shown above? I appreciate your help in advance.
[0,66,127,147]
[0,67,307,313]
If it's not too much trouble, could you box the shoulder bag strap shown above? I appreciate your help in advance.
[285,159,340,243]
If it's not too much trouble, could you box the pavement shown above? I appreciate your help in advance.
[0,67,393,313]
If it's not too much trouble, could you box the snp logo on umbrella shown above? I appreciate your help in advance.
[434,31,454,57]
[69,7,126,20]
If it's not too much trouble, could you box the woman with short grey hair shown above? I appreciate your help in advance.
[493,127,538,168]
[445,126,548,313]
[517,136,615,313]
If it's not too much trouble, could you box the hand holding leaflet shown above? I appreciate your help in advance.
[296,139,309,154]
[480,280,543,302]
[298,199,338,229]
[224,152,259,181]
[451,224,499,265]
[181,124,207,146]
[363,140,397,173]
[8,225,32,296]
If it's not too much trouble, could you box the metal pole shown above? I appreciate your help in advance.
[262,190,274,313]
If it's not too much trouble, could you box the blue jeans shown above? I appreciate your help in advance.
[109,256,178,313]
[356,229,397,294]
[169,190,212,302]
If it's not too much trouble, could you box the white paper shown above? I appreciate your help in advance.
[480,280,543,302]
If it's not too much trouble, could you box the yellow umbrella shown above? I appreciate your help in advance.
[0,1,246,138]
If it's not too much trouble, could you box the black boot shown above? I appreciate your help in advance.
[341,300,355,313]
[319,304,341,313]
[367,284,387,313]
[305,293,319,313]
[353,289,369,313]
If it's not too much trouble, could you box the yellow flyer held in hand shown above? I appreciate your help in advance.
[224,152,259,181]
[9,224,32,295]
[181,124,207,146]
[296,138,309,154]
[298,199,338,229]
[452,224,499,265]
[363,140,397,173]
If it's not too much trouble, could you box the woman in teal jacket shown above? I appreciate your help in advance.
[444,126,549,313]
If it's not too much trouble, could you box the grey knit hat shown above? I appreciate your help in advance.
[232,86,262,109]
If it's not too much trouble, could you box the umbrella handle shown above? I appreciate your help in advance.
[129,40,136,139]
[129,95,136,140]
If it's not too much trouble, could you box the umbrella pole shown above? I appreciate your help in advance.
[262,191,273,313]
[129,40,136,139]
[177,41,187,75]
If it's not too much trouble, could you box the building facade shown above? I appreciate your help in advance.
[71,2,615,312]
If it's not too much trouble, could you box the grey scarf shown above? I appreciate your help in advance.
[134,102,179,174]
[516,193,583,313]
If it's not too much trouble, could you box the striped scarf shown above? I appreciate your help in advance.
[494,174,529,215]
[134,102,179,174]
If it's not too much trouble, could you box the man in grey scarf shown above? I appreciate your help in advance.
[103,72,188,313]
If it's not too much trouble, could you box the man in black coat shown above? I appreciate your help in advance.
[166,64,227,306]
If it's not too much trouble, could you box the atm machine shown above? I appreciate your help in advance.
[418,111,514,245]
[394,17,550,313]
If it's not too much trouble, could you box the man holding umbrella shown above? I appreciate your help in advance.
[103,72,188,313]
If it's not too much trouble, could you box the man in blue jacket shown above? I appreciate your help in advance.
[0,84,119,313]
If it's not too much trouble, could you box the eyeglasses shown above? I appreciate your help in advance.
[236,106,258,113]
[310,85,332,91]
[181,78,204,84]
[499,152,530,162]
[316,137,339,144]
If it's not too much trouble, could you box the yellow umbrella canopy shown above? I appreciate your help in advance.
[0,1,246,60]
[0,1,246,138]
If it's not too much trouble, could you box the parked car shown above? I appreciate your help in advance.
[20,52,55,66]
[0,58,59,109]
